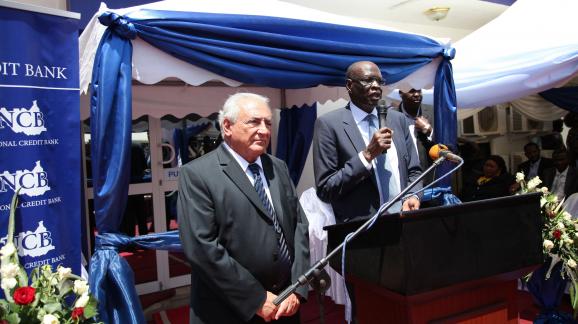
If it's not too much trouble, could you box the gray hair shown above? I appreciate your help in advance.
[218,93,270,133]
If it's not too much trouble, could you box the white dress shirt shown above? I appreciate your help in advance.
[551,167,568,201]
[223,142,275,211]
[350,103,401,204]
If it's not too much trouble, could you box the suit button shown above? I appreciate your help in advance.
[273,284,278,290]
[273,252,278,261]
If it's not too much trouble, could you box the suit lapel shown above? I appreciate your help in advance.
[343,104,378,189]
[217,145,271,220]
[386,114,406,164]
[342,104,367,154]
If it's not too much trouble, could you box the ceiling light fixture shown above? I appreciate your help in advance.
[424,6,450,21]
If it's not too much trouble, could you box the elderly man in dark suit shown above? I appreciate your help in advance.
[178,93,309,324]
[313,60,422,223]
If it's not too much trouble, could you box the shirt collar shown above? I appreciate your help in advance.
[556,167,569,177]
[350,102,376,125]
[399,102,421,120]
[223,142,263,172]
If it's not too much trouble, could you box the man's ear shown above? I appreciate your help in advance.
[222,119,233,137]
[345,79,353,92]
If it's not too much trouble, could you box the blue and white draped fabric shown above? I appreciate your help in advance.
[87,5,456,323]
[421,0,578,109]
[540,86,578,113]
[88,232,182,324]
[276,103,317,185]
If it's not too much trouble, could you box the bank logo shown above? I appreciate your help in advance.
[0,100,47,135]
[0,161,50,197]
[0,221,55,257]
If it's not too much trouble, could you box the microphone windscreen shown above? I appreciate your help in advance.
[428,144,449,160]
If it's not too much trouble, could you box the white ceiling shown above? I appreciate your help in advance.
[283,0,508,41]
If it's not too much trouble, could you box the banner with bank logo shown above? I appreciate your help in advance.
[0,4,81,274]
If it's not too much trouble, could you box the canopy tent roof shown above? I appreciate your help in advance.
[421,0,578,108]
[79,0,449,94]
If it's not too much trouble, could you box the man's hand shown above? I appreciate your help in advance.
[415,116,432,136]
[363,128,393,162]
[274,293,300,320]
[402,196,420,211]
[256,291,278,322]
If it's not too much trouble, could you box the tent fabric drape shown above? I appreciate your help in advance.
[540,86,578,114]
[276,103,317,185]
[89,25,133,233]
[421,0,578,109]
[510,94,568,122]
[88,7,455,323]
[89,232,183,324]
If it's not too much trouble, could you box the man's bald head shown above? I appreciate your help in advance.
[345,61,384,113]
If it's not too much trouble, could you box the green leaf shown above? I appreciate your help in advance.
[83,298,98,319]
[7,190,21,242]
[43,302,62,314]
[6,312,20,324]
[17,266,28,287]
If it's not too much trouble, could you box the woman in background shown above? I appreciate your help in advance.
[462,155,514,202]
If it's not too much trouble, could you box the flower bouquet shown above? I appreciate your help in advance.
[0,192,101,324]
[515,172,578,318]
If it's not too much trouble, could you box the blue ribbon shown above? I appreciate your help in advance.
[98,12,137,40]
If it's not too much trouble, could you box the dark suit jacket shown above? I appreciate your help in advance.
[460,173,514,202]
[542,166,578,199]
[178,144,310,324]
[312,103,423,223]
[517,158,554,181]
[394,104,436,185]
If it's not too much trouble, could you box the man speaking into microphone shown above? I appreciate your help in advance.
[313,61,422,223]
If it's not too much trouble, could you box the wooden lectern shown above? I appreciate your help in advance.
[325,193,543,323]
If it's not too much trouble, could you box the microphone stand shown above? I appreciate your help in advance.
[273,155,449,305]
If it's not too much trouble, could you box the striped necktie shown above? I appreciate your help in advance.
[248,163,292,267]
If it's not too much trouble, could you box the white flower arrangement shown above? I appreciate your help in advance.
[516,172,578,314]
[0,191,102,323]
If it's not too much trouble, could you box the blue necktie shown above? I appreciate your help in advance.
[367,115,392,204]
[248,163,292,267]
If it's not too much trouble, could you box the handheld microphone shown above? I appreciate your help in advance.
[428,144,463,163]
[377,99,388,129]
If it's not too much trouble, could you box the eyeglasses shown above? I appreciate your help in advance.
[349,77,386,87]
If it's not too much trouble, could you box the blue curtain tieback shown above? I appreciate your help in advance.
[94,231,183,252]
[443,47,456,60]
[98,12,137,40]
[95,233,133,251]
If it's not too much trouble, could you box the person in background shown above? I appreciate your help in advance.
[178,93,309,324]
[565,112,578,154]
[462,155,513,202]
[395,88,436,185]
[517,142,553,180]
[542,149,578,202]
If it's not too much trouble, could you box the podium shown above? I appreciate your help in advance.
[325,193,543,323]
